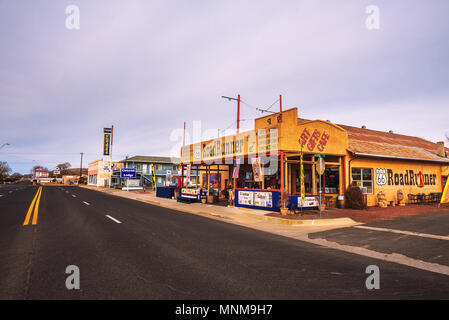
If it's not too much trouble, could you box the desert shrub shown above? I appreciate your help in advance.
[344,186,367,209]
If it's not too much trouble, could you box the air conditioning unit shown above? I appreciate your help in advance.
[360,187,368,194]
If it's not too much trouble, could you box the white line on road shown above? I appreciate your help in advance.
[72,195,76,197]
[105,215,122,224]
[83,201,90,205]
[354,225,449,241]
[0,195,3,197]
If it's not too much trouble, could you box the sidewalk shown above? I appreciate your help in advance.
[79,185,358,238]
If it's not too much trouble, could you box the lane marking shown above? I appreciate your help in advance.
[72,195,76,197]
[354,225,449,241]
[23,187,42,226]
[0,195,3,197]
[83,201,90,205]
[32,186,43,225]
[105,215,122,224]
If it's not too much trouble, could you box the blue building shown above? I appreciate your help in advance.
[115,155,181,188]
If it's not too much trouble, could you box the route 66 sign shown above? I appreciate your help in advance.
[376,168,387,186]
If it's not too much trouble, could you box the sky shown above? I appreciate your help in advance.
[0,0,448,174]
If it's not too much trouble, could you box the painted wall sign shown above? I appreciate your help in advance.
[375,168,437,187]
[299,128,330,153]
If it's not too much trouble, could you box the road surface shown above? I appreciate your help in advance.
[1,182,448,299]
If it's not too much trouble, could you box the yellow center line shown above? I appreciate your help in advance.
[23,187,42,226]
[32,186,43,225]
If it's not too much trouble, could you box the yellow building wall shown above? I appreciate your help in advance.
[348,157,443,206]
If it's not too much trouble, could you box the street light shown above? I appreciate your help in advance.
[0,142,10,150]
[221,95,241,134]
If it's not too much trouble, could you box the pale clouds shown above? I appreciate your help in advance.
[0,1,448,173]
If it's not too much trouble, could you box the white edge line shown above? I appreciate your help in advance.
[355,225,449,241]
[82,201,90,205]
[105,215,121,224]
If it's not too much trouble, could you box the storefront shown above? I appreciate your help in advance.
[179,107,449,211]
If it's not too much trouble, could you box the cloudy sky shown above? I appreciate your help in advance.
[1,0,448,174]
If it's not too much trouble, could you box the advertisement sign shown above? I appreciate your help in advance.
[120,168,137,178]
[181,188,200,199]
[126,179,140,187]
[238,191,254,206]
[251,158,264,182]
[441,178,449,204]
[103,133,111,156]
[232,159,240,179]
[254,192,272,207]
[298,196,319,208]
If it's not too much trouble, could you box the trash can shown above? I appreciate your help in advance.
[337,195,345,209]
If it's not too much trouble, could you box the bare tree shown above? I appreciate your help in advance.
[56,162,71,175]
[9,172,23,182]
[0,161,11,182]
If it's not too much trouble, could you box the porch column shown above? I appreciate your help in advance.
[280,152,284,195]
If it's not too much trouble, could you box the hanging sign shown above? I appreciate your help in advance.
[232,159,240,179]
[103,133,111,156]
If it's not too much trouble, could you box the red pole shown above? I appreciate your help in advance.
[280,152,284,196]
[237,94,240,134]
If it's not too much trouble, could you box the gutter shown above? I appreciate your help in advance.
[351,152,449,164]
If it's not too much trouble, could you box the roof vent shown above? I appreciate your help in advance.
[389,130,394,134]
[361,125,366,129]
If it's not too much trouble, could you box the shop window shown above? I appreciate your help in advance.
[324,167,339,194]
[352,168,373,194]
[136,164,142,171]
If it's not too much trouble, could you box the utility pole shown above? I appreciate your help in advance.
[79,152,84,181]
[279,94,283,122]
[109,125,114,188]
[221,94,241,134]
[183,122,186,146]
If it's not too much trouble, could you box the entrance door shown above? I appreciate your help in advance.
[291,164,312,195]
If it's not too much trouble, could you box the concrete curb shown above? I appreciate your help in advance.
[79,185,357,227]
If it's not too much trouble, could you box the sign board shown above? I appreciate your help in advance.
[104,127,112,134]
[298,196,319,208]
[441,178,449,204]
[103,133,111,156]
[238,191,254,206]
[120,168,137,178]
[254,192,273,207]
[238,190,273,208]
[316,157,325,175]
[181,188,200,199]
[126,179,140,187]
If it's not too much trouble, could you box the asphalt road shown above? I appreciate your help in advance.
[1,182,448,299]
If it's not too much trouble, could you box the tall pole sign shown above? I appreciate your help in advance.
[103,127,113,188]
[315,154,325,218]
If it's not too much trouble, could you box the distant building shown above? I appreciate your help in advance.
[117,155,181,188]
[88,160,123,187]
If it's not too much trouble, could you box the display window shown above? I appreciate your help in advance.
[351,168,373,194]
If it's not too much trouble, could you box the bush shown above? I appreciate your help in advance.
[344,186,367,209]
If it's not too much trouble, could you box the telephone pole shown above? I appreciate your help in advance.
[221,94,241,134]
[79,152,84,180]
